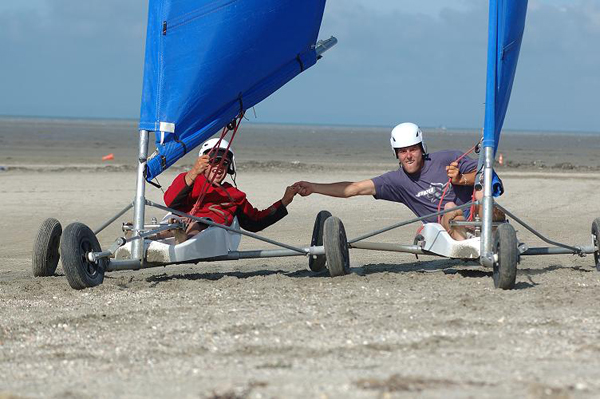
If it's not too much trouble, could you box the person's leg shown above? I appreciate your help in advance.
[441,202,468,240]
[181,221,209,243]
[473,190,506,222]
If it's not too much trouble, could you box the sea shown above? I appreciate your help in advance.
[1,117,599,171]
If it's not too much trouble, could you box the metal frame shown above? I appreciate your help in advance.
[86,123,594,274]
[88,134,594,275]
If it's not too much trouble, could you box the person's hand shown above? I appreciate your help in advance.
[185,155,210,185]
[281,185,299,207]
[292,181,315,197]
[445,161,462,185]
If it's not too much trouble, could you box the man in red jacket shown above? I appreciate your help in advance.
[163,138,298,242]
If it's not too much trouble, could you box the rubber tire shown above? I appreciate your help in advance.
[32,218,62,277]
[309,210,332,272]
[592,218,600,271]
[60,222,105,290]
[493,223,518,290]
[323,216,350,277]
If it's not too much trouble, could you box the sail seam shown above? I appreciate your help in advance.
[168,0,240,32]
[156,2,166,138]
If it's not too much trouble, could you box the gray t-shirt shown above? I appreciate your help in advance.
[372,150,478,222]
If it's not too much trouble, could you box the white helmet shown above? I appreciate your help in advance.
[390,122,424,154]
[199,138,236,175]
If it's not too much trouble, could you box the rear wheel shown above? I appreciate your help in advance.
[323,217,350,277]
[493,223,518,290]
[592,218,600,271]
[309,210,332,272]
[60,223,105,290]
[32,218,62,277]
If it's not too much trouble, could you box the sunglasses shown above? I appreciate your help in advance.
[208,157,231,168]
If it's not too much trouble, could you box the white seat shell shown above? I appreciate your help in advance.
[419,223,480,259]
[115,217,242,264]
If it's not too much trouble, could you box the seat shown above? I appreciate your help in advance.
[114,216,242,264]
[418,223,480,259]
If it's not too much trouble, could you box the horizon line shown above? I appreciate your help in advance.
[0,113,598,135]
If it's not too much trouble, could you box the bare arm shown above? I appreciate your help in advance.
[293,179,376,198]
[185,155,210,186]
[446,161,477,186]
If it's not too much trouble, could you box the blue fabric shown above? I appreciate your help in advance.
[140,0,327,180]
[483,0,528,154]
[492,172,504,197]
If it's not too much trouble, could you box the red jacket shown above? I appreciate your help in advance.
[164,173,287,232]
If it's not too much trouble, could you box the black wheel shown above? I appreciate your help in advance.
[309,210,332,272]
[323,217,350,277]
[493,223,518,290]
[32,218,62,277]
[592,218,600,271]
[60,223,105,289]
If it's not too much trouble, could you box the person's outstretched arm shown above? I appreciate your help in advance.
[236,185,299,232]
[293,179,376,198]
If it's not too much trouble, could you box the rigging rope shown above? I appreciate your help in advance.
[436,140,481,224]
[189,111,245,217]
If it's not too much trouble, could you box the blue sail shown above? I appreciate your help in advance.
[483,0,528,154]
[140,0,327,181]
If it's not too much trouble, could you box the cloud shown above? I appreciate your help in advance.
[0,0,147,118]
[508,0,600,131]
[259,0,490,129]
[260,0,600,132]
[0,0,598,132]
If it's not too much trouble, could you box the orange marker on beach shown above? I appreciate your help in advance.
[102,153,115,161]
[498,153,504,165]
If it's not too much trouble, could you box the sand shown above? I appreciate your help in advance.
[1,119,600,398]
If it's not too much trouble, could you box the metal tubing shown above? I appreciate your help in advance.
[479,0,499,269]
[105,259,143,272]
[145,200,309,254]
[131,130,149,264]
[106,247,325,271]
[350,242,426,255]
[94,203,134,235]
[348,202,476,244]
[219,246,325,260]
[122,223,182,232]
[89,222,180,262]
[480,146,495,267]
[315,36,338,57]
[521,246,595,256]
[495,203,584,254]
[450,221,503,227]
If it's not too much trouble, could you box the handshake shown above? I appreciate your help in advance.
[281,181,315,207]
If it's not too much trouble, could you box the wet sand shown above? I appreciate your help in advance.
[1,118,600,398]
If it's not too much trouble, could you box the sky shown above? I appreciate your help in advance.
[0,0,599,132]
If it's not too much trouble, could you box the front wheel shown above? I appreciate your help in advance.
[493,223,518,290]
[592,218,600,271]
[323,217,350,277]
[308,210,332,272]
[60,223,105,290]
[32,218,62,277]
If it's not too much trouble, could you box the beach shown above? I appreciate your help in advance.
[1,118,600,399]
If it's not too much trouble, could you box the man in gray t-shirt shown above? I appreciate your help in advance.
[293,122,503,240]
[371,149,477,224]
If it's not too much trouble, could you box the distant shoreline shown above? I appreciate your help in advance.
[1,118,599,170]
[0,115,598,136]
